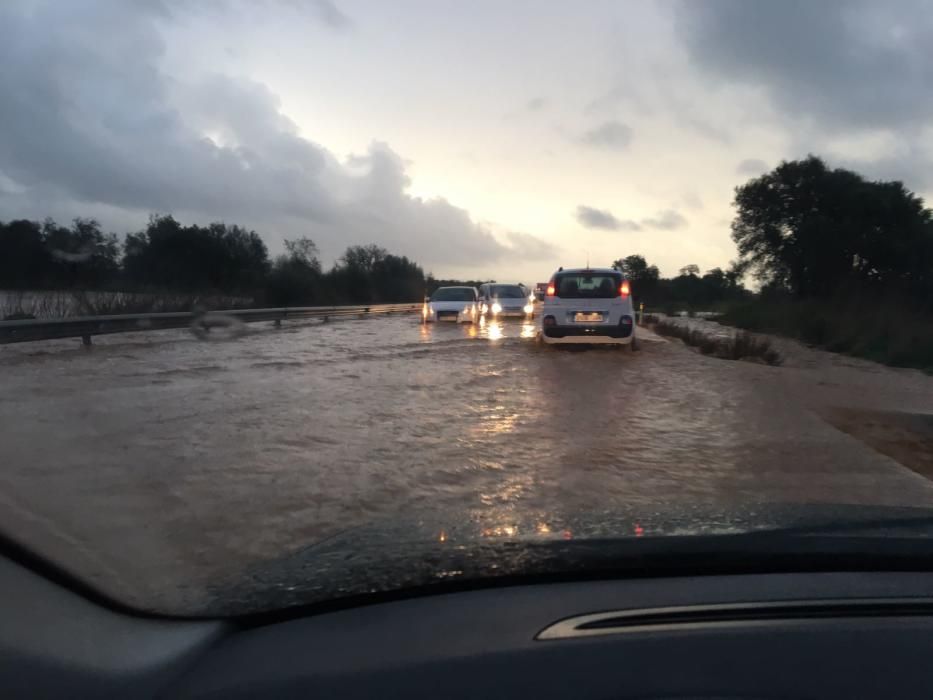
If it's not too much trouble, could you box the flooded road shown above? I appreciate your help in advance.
[3,314,933,613]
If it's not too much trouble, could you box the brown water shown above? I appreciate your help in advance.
[2,314,933,613]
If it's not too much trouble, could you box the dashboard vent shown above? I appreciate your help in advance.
[536,598,933,640]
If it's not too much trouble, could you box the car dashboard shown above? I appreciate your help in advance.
[5,552,933,699]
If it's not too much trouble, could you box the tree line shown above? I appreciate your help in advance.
[0,214,426,306]
[612,155,933,314]
[731,155,933,307]
[719,155,933,369]
[4,154,931,316]
[610,256,750,311]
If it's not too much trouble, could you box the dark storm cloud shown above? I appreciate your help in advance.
[641,209,687,231]
[0,0,550,267]
[736,158,769,176]
[182,0,353,29]
[580,121,633,150]
[575,205,687,232]
[576,205,623,231]
[837,149,933,193]
[525,97,548,112]
[675,0,933,130]
[308,0,353,29]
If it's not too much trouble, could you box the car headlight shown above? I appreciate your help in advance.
[481,304,488,314]
[523,304,533,314]
[491,302,502,314]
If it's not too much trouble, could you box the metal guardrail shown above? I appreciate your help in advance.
[0,303,421,345]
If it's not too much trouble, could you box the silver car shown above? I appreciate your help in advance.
[478,283,535,319]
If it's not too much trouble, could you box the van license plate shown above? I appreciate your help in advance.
[574,312,602,322]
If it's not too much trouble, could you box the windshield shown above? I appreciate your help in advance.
[3,1,933,618]
[432,287,474,302]
[487,285,526,299]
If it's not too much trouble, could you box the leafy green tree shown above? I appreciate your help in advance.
[612,254,660,282]
[678,264,700,277]
[264,237,325,305]
[732,155,933,302]
[0,219,53,289]
[284,237,322,273]
[43,218,119,288]
[612,254,660,301]
[123,215,269,293]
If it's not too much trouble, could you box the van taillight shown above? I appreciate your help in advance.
[620,280,631,298]
[543,315,556,328]
[546,283,556,296]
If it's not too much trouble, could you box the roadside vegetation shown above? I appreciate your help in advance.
[650,318,783,366]
[629,156,933,372]
[718,155,933,372]
[0,215,427,317]
[611,255,750,314]
[720,298,933,372]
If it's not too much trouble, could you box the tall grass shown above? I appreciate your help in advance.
[720,297,933,372]
[0,290,254,320]
[652,319,782,366]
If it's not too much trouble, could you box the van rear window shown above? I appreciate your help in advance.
[553,272,621,298]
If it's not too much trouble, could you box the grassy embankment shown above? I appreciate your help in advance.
[644,314,782,366]
[718,298,933,373]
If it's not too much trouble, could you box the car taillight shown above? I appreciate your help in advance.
[620,280,630,298]
[546,284,555,296]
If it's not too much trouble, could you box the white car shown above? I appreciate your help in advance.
[535,267,636,347]
[477,283,535,319]
[423,286,480,323]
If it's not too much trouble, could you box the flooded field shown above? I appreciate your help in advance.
[3,314,933,613]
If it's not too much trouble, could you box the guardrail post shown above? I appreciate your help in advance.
[81,334,92,346]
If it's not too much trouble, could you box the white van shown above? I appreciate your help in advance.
[535,267,636,347]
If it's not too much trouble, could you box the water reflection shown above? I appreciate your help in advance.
[478,411,519,435]
[481,524,518,538]
[417,316,535,343]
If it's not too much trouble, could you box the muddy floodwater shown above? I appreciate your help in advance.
[3,314,933,613]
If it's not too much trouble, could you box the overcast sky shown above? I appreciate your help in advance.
[2,0,933,282]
